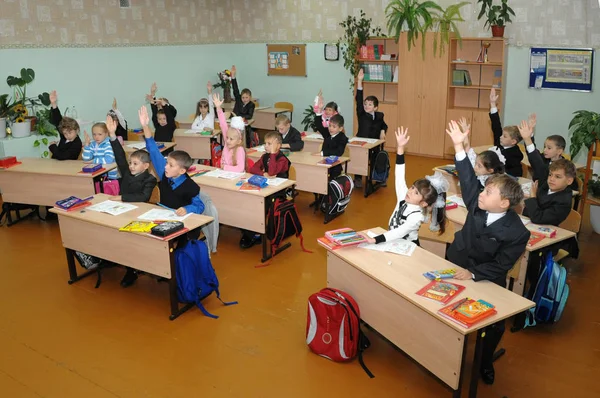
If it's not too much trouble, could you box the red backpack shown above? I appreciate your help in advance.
[306,288,373,377]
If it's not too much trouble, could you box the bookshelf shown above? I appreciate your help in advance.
[354,37,400,151]
[444,38,507,158]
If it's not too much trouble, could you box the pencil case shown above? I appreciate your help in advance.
[82,163,102,173]
[325,156,339,164]
[151,221,185,237]
[248,175,269,188]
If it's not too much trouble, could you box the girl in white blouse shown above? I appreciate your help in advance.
[191,81,215,132]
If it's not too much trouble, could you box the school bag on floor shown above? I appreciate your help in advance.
[371,150,390,183]
[175,239,237,318]
[267,197,312,254]
[320,174,354,217]
[524,251,570,328]
[74,251,105,289]
[306,288,373,378]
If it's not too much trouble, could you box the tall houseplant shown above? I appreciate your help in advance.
[477,0,515,37]
[385,0,442,59]
[6,68,52,138]
[428,2,469,57]
[337,10,383,90]
[568,110,600,159]
[301,105,318,132]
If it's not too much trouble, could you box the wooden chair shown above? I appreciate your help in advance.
[274,101,294,123]
[572,176,583,210]
[149,186,160,205]
[555,209,582,262]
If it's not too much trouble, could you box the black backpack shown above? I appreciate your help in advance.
[267,197,312,255]
[371,150,390,183]
[321,174,354,218]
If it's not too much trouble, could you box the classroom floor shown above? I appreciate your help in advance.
[1,154,598,398]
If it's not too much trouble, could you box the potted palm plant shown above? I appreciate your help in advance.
[477,0,516,38]
[428,2,469,57]
[385,0,442,58]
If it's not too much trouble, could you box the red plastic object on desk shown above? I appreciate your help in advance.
[0,156,18,168]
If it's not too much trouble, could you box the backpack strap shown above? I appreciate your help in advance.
[213,286,239,307]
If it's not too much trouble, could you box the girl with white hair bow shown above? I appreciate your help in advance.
[360,127,449,246]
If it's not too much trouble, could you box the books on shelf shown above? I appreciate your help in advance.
[438,298,497,328]
[361,63,395,82]
[452,70,472,86]
[526,224,557,238]
[360,44,385,60]
[492,69,502,88]
[423,268,457,280]
[416,280,466,304]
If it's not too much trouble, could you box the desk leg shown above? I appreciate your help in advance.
[168,240,194,320]
[453,334,469,398]
[364,144,384,199]
[468,330,484,398]
[66,248,97,284]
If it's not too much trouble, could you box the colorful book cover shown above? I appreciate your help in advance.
[317,236,342,250]
[416,280,465,304]
[445,200,458,210]
[119,221,157,233]
[438,299,497,328]
[239,182,261,191]
[423,268,457,280]
[325,228,356,241]
[526,224,557,238]
[55,196,88,210]
[527,231,546,247]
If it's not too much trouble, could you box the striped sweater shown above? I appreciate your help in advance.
[82,137,119,179]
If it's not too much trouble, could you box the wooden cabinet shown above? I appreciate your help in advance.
[445,38,507,158]
[398,32,449,157]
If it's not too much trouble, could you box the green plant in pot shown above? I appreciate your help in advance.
[385,0,442,58]
[568,110,600,159]
[301,105,318,132]
[6,68,53,138]
[337,10,383,90]
[427,2,469,57]
[0,94,17,138]
[477,0,515,38]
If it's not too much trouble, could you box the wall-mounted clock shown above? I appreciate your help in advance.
[324,43,340,61]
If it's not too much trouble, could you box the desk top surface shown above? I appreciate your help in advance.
[1,158,117,178]
[190,166,296,197]
[173,128,221,138]
[247,147,349,168]
[325,227,534,334]
[347,137,386,149]
[446,207,576,251]
[255,107,291,114]
[122,141,176,153]
[49,193,213,235]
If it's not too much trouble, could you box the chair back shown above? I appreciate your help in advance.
[274,101,294,122]
[559,209,581,233]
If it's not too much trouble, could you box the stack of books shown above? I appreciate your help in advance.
[438,298,497,328]
[317,228,367,250]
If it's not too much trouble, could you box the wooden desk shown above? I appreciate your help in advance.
[190,167,296,262]
[122,140,176,155]
[322,227,534,397]
[0,158,117,207]
[301,136,323,153]
[252,107,291,130]
[173,129,221,162]
[346,138,386,198]
[445,207,576,295]
[247,149,349,195]
[49,194,214,320]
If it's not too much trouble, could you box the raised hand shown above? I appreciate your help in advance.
[105,115,117,137]
[528,113,537,130]
[518,120,533,142]
[446,120,469,146]
[49,90,57,108]
[531,181,538,198]
[212,93,223,108]
[489,87,499,107]
[357,68,364,81]
[150,82,157,97]
[83,130,91,147]
[231,65,237,78]
[112,97,117,110]
[138,105,150,128]
[458,117,470,134]
[207,81,213,94]
[145,93,154,103]
[395,126,410,148]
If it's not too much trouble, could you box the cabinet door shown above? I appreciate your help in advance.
[445,109,472,157]
[398,33,423,154]
[471,110,494,148]
[418,33,450,157]
[378,103,398,151]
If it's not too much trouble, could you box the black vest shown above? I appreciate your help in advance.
[260,152,291,178]
[158,174,200,210]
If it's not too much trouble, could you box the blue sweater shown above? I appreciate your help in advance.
[82,137,119,179]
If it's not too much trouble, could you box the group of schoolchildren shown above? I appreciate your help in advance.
[45,64,578,385]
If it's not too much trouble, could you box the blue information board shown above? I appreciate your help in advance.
[529,47,594,92]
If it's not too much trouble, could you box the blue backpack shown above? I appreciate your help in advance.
[175,239,237,318]
[371,151,390,183]
[524,251,569,328]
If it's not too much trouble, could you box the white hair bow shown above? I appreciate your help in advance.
[487,146,507,165]
[230,116,245,131]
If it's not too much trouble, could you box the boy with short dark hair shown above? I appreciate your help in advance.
[276,115,304,152]
[230,65,255,120]
[518,121,574,226]
[48,90,83,160]
[145,82,177,143]
[354,68,387,187]
[313,112,348,180]
[446,120,530,386]
[105,115,157,287]
[250,131,291,178]
[489,88,524,177]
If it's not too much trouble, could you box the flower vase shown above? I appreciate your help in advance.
[11,119,32,138]
[0,118,6,139]
[223,85,233,103]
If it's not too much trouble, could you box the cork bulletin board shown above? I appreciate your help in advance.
[267,44,307,77]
